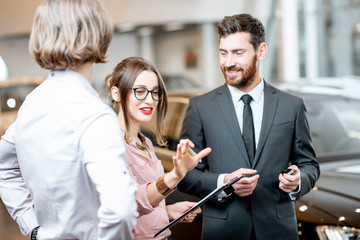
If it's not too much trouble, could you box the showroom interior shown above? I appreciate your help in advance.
[1,0,360,239]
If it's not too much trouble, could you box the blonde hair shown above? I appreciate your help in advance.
[105,57,168,146]
[29,0,113,70]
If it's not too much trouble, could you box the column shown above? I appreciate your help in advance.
[279,0,300,82]
[138,27,155,63]
[305,0,319,79]
[202,22,218,88]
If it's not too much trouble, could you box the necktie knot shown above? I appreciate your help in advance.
[241,94,253,104]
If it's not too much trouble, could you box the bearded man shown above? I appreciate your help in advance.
[177,13,320,240]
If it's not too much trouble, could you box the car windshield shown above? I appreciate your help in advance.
[306,96,360,158]
[142,91,360,162]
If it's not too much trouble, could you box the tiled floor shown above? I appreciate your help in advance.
[0,199,28,240]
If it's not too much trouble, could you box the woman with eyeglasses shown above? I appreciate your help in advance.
[105,57,211,240]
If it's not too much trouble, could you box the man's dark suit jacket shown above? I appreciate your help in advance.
[177,82,320,240]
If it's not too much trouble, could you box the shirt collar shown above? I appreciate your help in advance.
[49,70,99,98]
[227,79,264,104]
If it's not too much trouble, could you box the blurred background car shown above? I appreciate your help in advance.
[1,0,360,238]
[141,85,360,240]
[0,76,45,136]
[161,74,200,91]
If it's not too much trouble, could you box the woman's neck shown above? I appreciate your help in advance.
[117,111,141,139]
[72,62,92,82]
[118,111,149,156]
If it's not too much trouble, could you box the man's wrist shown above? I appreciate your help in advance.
[224,173,234,183]
[217,174,230,199]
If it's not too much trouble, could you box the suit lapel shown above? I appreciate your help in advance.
[216,84,251,166]
[252,82,278,168]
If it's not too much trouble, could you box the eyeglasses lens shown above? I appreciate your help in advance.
[133,88,161,101]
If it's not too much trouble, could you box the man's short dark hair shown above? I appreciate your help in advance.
[217,13,266,51]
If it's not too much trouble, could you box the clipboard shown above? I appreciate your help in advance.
[154,176,242,238]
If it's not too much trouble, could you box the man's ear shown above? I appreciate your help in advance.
[111,86,120,102]
[256,42,268,61]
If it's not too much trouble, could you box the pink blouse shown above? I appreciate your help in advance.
[122,131,171,240]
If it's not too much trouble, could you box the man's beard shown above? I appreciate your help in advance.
[222,55,257,89]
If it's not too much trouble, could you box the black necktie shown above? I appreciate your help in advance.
[241,94,255,162]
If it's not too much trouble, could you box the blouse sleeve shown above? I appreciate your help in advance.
[0,122,39,236]
[124,134,164,216]
[127,168,155,216]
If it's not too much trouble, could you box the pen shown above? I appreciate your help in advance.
[187,147,202,162]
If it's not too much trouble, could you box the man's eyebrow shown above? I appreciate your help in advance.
[219,48,245,52]
[232,49,245,53]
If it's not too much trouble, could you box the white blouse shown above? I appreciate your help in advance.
[0,70,138,239]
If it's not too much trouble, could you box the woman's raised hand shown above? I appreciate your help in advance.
[172,139,211,180]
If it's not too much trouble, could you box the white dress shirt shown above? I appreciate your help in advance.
[228,80,264,146]
[0,70,138,239]
[216,80,264,195]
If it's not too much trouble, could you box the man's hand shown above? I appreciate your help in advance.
[278,165,300,193]
[224,168,259,197]
[166,201,202,223]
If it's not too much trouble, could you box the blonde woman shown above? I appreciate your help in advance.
[106,57,211,240]
[0,0,137,239]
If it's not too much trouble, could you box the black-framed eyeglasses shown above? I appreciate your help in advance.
[130,87,162,101]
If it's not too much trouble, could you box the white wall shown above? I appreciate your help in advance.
[0,0,272,90]
[92,33,139,91]
[0,33,139,92]
[0,0,271,37]
[154,26,205,87]
[0,36,46,77]
[0,0,274,91]
[104,0,246,26]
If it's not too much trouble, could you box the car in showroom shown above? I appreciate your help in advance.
[141,85,360,240]
[0,76,45,136]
